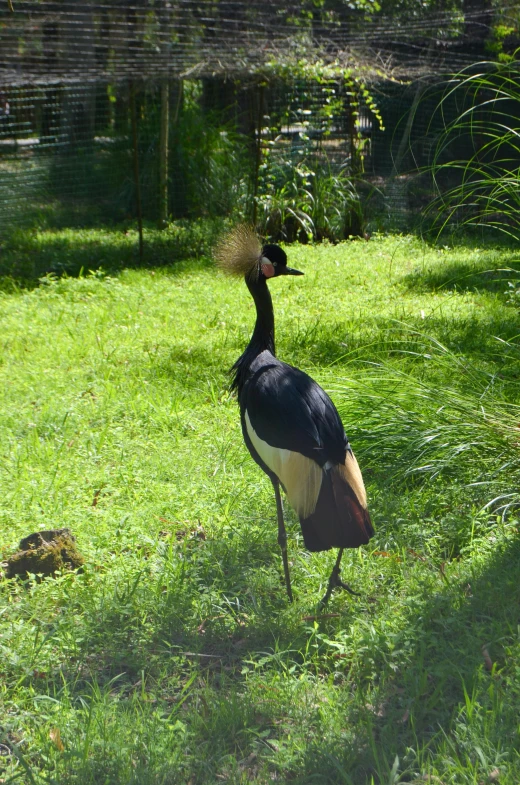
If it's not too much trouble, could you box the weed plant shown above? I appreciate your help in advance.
[164,83,252,221]
[1,233,520,783]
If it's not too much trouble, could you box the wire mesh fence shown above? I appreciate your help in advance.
[0,76,446,237]
[1,0,518,243]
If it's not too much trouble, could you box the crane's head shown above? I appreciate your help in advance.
[215,225,303,282]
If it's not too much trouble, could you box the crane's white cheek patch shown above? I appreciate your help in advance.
[245,411,322,518]
[261,262,275,278]
[338,451,368,508]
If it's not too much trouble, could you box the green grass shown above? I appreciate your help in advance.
[1,230,520,784]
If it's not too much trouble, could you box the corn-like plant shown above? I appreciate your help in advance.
[256,158,315,242]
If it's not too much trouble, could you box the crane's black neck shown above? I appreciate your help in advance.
[231,275,275,394]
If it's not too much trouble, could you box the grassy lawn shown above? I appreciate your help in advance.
[1,230,520,784]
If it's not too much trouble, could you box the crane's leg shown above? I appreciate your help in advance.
[320,548,361,607]
[272,480,293,602]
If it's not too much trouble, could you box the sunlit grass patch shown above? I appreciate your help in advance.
[1,232,519,783]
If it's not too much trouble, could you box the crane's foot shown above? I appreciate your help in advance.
[319,564,361,607]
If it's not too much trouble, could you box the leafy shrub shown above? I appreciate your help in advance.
[257,153,365,242]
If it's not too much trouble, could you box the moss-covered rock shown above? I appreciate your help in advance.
[4,528,85,580]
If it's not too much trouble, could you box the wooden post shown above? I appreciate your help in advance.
[130,81,144,263]
[346,89,363,237]
[348,90,361,177]
[172,78,183,125]
[158,79,169,229]
[252,83,265,227]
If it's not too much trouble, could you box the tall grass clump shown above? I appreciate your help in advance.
[422,60,520,241]
[331,331,520,518]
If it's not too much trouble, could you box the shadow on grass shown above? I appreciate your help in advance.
[408,312,520,364]
[404,251,520,295]
[150,345,233,385]
[0,218,227,286]
[14,509,519,783]
[84,523,520,782]
[170,531,520,784]
[308,534,520,783]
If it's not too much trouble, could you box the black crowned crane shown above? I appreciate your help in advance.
[215,226,373,605]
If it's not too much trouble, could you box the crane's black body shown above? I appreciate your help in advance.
[224,237,373,604]
[238,354,370,552]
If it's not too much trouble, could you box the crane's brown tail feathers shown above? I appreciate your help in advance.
[300,456,373,553]
[243,409,373,552]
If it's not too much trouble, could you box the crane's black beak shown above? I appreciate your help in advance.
[282,267,304,276]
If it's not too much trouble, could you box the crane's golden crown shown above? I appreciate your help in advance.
[214,224,262,280]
